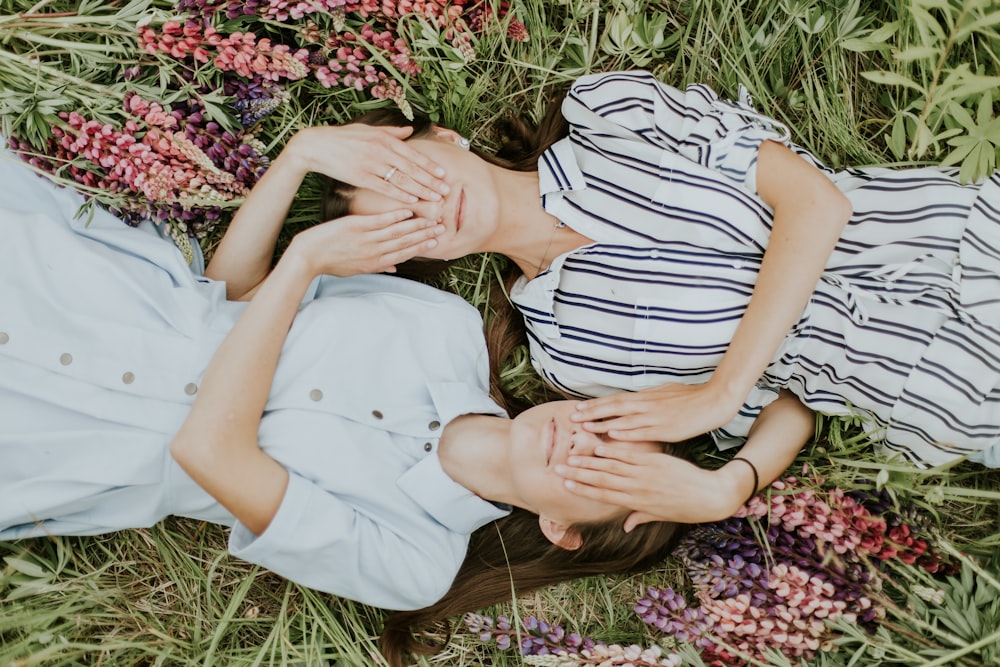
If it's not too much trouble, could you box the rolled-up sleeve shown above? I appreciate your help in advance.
[562,70,791,195]
[228,471,464,610]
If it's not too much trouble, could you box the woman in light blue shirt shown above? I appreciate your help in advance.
[0,126,684,667]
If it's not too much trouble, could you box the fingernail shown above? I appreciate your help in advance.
[426,239,438,248]
[566,457,581,466]
[554,464,567,475]
[439,184,450,194]
[434,167,445,177]
[434,224,445,234]
[595,446,607,456]
[564,480,577,490]
[427,192,442,201]
[575,402,586,410]
[406,195,418,203]
[571,412,584,421]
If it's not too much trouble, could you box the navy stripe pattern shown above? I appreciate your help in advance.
[509,71,1000,467]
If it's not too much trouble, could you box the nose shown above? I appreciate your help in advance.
[413,199,444,221]
[566,427,605,458]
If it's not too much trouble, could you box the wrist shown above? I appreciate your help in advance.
[717,459,758,514]
[705,373,746,418]
[282,130,316,175]
[275,239,319,283]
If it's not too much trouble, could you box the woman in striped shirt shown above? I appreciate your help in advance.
[323,70,999,525]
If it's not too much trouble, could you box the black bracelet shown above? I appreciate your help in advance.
[730,457,760,506]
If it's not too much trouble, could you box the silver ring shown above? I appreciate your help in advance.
[382,166,397,182]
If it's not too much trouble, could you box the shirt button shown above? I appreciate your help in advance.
[428,420,441,431]
[184,382,198,396]
[423,442,433,452]
[372,410,384,420]
[59,353,73,365]
[309,389,323,401]
[122,372,135,385]
[0,332,8,344]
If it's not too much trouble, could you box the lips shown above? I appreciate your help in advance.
[455,187,465,232]
[546,418,556,466]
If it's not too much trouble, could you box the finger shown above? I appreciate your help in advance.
[372,216,440,241]
[578,414,651,435]
[376,226,444,269]
[592,444,661,464]
[623,511,660,533]
[378,222,444,256]
[382,126,415,140]
[389,169,449,203]
[386,140,448,184]
[571,395,643,422]
[607,426,674,442]
[561,478,636,508]
[347,208,416,231]
[558,455,631,477]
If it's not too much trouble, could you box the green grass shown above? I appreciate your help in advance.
[2,0,1000,665]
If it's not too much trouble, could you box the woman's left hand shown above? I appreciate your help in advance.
[555,444,742,526]
[571,381,741,443]
[289,209,443,277]
[290,124,448,203]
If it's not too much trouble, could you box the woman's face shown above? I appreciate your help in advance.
[349,134,501,260]
[507,400,663,527]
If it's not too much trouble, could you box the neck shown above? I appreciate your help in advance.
[485,168,585,279]
[437,414,522,508]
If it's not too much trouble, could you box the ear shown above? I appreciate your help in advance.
[430,125,466,145]
[538,516,583,551]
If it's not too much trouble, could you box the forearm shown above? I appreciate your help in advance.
[715,390,815,516]
[712,141,851,406]
[205,135,310,300]
[171,248,316,533]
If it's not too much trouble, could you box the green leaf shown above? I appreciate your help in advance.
[977,90,995,126]
[893,45,940,62]
[861,70,924,92]
[4,556,49,579]
[888,113,908,159]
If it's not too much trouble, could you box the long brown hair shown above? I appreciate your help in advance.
[380,491,687,666]
[320,96,570,415]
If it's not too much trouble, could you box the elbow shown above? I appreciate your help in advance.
[831,190,853,227]
[169,432,196,469]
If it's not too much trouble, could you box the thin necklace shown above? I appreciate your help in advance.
[533,219,565,278]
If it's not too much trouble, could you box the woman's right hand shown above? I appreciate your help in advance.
[286,209,444,277]
[288,124,449,203]
[555,445,748,527]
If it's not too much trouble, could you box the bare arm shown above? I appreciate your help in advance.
[572,140,852,442]
[207,125,448,300]
[170,209,439,534]
[556,390,815,526]
[711,140,852,413]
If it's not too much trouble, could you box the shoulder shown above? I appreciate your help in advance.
[312,274,480,315]
[567,70,718,113]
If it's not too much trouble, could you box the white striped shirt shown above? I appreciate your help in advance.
[510,70,1000,467]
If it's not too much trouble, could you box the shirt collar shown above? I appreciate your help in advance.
[515,137,588,340]
[538,137,587,197]
[396,382,510,534]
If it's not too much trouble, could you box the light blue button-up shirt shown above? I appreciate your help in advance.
[0,150,510,610]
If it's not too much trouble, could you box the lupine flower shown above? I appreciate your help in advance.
[11,0,528,250]
[634,476,955,666]
[463,613,681,666]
